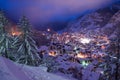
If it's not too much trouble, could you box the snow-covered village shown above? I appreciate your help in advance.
[0,0,120,80]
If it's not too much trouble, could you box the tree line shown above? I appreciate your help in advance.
[0,11,41,66]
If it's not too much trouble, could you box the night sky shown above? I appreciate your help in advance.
[0,0,118,30]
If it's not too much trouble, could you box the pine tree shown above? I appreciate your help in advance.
[0,11,12,58]
[13,16,40,66]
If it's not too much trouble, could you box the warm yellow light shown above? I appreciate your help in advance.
[49,51,57,56]
[11,27,22,36]
[12,32,16,36]
[76,53,88,58]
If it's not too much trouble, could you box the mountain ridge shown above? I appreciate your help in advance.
[64,4,120,39]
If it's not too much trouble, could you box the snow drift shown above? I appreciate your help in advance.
[0,56,69,80]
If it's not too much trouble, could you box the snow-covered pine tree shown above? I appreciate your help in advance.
[13,16,40,66]
[0,11,12,58]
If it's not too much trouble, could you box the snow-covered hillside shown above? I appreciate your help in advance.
[66,9,113,32]
[65,5,120,39]
[0,56,70,80]
[101,10,120,37]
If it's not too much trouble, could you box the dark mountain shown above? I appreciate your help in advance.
[64,3,120,39]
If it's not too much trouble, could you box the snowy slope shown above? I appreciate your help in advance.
[0,56,30,80]
[22,66,70,80]
[0,56,70,80]
[101,10,120,37]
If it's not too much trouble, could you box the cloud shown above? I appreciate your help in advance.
[0,0,115,27]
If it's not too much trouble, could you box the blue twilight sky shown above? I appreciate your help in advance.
[0,0,119,30]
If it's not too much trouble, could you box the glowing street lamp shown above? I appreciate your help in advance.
[47,28,51,32]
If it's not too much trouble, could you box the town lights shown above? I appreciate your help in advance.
[76,53,88,58]
[81,60,89,68]
[11,27,22,36]
[11,32,16,36]
[80,38,91,44]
